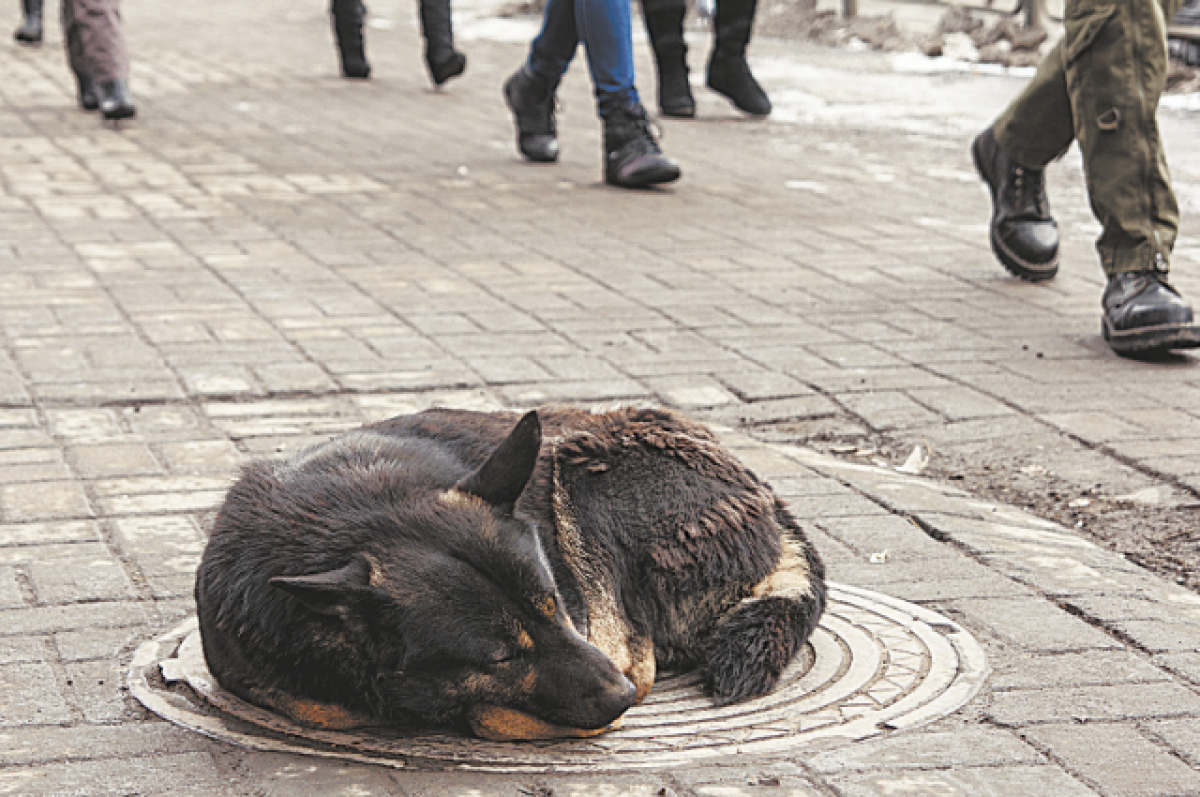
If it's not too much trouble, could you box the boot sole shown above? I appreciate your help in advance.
[1102,316,1200,355]
[971,135,1059,282]
[606,163,682,189]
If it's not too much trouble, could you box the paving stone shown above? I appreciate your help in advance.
[1150,718,1200,766]
[814,514,960,562]
[1155,652,1200,686]
[0,520,98,547]
[1025,723,1200,797]
[0,482,92,522]
[945,597,1121,652]
[54,626,146,661]
[823,764,1098,797]
[987,681,1200,725]
[28,558,134,604]
[0,601,155,634]
[0,636,45,665]
[63,659,132,723]
[231,752,405,796]
[806,727,1042,772]
[693,783,822,797]
[0,752,233,796]
[67,444,162,478]
[0,661,72,725]
[1104,619,1200,653]
[990,650,1173,691]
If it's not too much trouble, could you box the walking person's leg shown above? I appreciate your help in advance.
[641,0,694,118]
[707,0,771,115]
[330,0,371,79]
[973,0,1198,353]
[419,0,466,86]
[503,0,579,163]
[14,0,43,44]
[68,0,135,120]
[62,0,98,109]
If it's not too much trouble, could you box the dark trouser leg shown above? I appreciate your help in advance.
[419,0,465,85]
[62,0,129,82]
[994,0,1180,275]
[641,0,693,117]
[331,0,370,78]
[14,0,43,43]
[707,0,770,115]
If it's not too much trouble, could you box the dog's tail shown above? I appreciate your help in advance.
[702,535,826,705]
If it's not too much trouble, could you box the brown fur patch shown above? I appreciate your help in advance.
[256,689,374,730]
[533,594,557,621]
[467,705,620,741]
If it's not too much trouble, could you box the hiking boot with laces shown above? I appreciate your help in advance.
[1102,263,1200,355]
[504,67,559,163]
[603,103,681,188]
[972,127,1059,281]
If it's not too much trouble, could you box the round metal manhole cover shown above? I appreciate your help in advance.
[129,583,987,772]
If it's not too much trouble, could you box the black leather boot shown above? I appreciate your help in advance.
[503,66,559,163]
[707,0,771,116]
[420,0,466,86]
[603,103,681,188]
[331,0,371,79]
[971,127,1059,281]
[1102,266,1200,355]
[75,72,99,111]
[98,79,136,121]
[14,0,42,44]
[643,4,694,118]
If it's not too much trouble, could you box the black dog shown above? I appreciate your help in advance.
[195,406,825,740]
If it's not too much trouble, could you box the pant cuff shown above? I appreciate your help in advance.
[1100,243,1168,275]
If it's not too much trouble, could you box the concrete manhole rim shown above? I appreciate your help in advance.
[129,583,988,773]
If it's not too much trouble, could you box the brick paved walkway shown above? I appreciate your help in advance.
[3,0,1200,794]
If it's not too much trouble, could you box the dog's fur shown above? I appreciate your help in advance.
[195,406,825,740]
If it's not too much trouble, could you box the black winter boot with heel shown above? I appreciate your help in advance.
[707,0,771,116]
[504,67,560,163]
[14,0,42,44]
[331,0,371,79]
[604,103,681,188]
[420,0,466,85]
[643,3,694,118]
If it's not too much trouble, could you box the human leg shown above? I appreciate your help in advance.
[706,0,770,115]
[640,0,694,117]
[419,0,465,86]
[63,0,134,120]
[14,0,43,44]
[331,0,370,79]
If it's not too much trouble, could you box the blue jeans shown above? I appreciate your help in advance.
[527,0,640,118]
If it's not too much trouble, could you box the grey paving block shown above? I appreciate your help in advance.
[0,661,72,725]
[942,597,1120,652]
[990,650,1172,691]
[806,727,1042,772]
[1026,723,1200,797]
[823,764,1098,797]
[988,681,1200,725]
[0,752,233,796]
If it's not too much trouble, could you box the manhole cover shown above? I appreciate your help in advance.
[129,583,987,772]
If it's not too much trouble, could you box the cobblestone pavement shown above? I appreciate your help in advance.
[3,0,1200,794]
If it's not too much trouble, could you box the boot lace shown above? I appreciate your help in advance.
[1007,165,1050,221]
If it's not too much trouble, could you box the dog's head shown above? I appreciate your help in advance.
[267,411,636,739]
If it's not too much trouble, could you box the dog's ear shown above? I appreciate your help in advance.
[270,554,374,617]
[456,410,541,509]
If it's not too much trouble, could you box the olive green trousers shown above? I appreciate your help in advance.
[994,0,1181,274]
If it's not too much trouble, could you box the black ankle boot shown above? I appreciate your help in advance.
[420,0,466,86]
[643,5,694,118]
[331,0,371,79]
[503,67,559,163]
[707,0,770,116]
[75,72,99,111]
[1102,266,1200,355]
[14,0,42,44]
[98,79,136,121]
[603,103,681,188]
[971,127,1059,281]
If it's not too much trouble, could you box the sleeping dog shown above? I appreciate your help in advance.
[195,406,825,740]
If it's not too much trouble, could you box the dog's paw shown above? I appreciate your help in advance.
[703,597,803,706]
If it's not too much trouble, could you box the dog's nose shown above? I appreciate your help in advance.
[586,673,637,725]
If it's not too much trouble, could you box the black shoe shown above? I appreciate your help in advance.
[76,73,99,111]
[98,79,136,121]
[643,6,694,118]
[603,103,681,188]
[658,59,695,118]
[13,0,41,43]
[972,127,1059,281]
[420,0,464,85]
[706,55,771,116]
[426,49,465,86]
[1102,268,1200,355]
[503,67,559,163]
[332,0,371,79]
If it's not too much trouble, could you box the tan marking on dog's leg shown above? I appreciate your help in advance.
[627,636,657,702]
[253,689,375,730]
[752,537,817,602]
[467,706,621,741]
